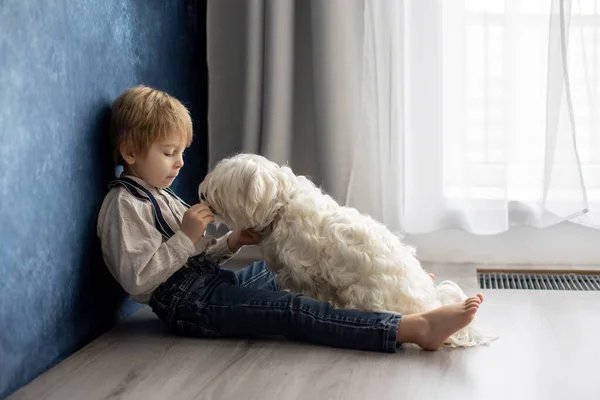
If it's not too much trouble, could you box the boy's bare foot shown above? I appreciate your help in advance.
[397,294,483,351]
[429,273,435,280]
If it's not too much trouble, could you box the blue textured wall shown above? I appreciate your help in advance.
[0,1,208,397]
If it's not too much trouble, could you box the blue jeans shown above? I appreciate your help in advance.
[149,257,402,353]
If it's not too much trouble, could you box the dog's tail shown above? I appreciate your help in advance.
[435,280,499,347]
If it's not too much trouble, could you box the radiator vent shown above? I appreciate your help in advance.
[477,271,600,291]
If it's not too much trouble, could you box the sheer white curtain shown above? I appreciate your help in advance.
[349,0,600,235]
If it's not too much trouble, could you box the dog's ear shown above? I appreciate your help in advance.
[243,167,290,227]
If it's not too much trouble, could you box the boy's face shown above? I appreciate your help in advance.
[121,134,186,189]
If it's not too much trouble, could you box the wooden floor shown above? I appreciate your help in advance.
[10,263,600,400]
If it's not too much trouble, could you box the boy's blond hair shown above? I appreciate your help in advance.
[109,85,193,164]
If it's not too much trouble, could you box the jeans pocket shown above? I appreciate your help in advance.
[176,320,223,338]
[149,297,168,322]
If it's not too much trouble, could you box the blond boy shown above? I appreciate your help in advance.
[97,85,483,352]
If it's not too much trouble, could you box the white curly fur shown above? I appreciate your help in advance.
[199,153,497,347]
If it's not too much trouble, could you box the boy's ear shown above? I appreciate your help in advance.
[119,143,136,165]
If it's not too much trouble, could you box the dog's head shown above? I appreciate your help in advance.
[198,153,297,232]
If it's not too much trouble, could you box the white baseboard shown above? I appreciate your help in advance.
[405,222,600,265]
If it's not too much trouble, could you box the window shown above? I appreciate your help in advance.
[442,0,600,203]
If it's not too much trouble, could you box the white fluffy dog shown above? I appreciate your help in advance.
[199,153,497,347]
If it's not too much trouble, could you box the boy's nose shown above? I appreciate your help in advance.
[175,156,184,168]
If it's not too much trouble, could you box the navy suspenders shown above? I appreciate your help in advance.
[108,177,189,239]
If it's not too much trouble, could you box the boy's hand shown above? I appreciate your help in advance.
[227,229,262,253]
[181,204,214,243]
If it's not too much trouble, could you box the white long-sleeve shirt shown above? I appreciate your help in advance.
[97,174,237,304]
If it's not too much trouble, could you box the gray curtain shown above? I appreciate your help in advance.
[207,0,365,202]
